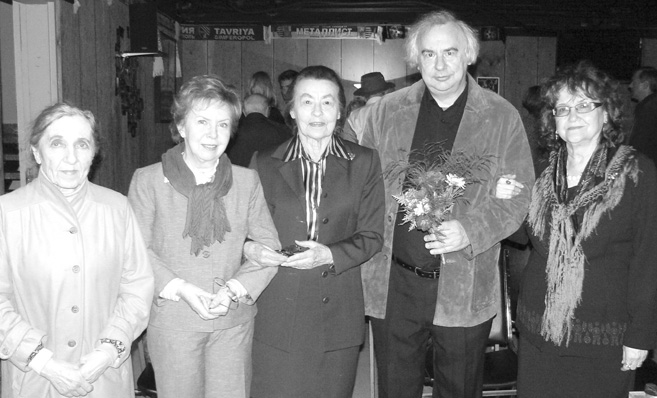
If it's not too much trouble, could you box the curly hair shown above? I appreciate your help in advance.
[404,10,479,69]
[170,74,242,143]
[539,61,624,152]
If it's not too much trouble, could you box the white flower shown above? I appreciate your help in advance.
[445,173,466,188]
[408,198,428,216]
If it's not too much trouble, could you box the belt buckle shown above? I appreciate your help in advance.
[414,267,424,278]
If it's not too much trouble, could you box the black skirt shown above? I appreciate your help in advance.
[516,337,634,398]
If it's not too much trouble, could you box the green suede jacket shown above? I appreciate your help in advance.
[347,75,534,327]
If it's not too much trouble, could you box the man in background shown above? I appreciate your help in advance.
[342,72,396,143]
[227,94,291,167]
[277,69,299,105]
[629,66,657,165]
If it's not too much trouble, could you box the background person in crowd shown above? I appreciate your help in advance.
[346,96,367,119]
[249,65,385,398]
[247,71,286,124]
[344,10,534,398]
[341,71,396,143]
[227,93,292,167]
[498,61,657,398]
[0,102,154,398]
[277,69,299,104]
[128,75,281,398]
[628,66,657,165]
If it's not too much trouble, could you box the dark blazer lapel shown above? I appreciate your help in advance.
[268,140,305,203]
[322,154,350,194]
[278,160,304,198]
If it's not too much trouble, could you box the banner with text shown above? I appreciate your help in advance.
[270,25,382,41]
[180,24,264,41]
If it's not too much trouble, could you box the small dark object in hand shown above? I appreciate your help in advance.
[276,244,309,257]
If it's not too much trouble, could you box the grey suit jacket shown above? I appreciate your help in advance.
[128,162,281,332]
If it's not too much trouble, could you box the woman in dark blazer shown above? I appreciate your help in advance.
[249,65,385,398]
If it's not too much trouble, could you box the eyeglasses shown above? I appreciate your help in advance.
[552,102,603,117]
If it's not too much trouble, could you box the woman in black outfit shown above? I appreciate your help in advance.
[499,61,657,397]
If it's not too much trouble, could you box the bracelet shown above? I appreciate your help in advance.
[99,338,126,359]
[26,340,44,366]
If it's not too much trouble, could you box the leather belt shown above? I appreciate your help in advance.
[393,256,441,279]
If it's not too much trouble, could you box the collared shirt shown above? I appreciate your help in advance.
[283,134,350,240]
[392,82,469,269]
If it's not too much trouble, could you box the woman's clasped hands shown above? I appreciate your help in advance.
[244,240,334,270]
[178,281,238,320]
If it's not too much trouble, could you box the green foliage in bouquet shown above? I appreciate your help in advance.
[385,142,492,235]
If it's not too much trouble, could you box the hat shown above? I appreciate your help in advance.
[353,72,395,97]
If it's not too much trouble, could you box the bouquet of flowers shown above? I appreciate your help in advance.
[385,143,491,237]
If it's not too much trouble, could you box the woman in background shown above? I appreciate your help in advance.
[249,65,385,398]
[0,102,153,397]
[247,71,286,124]
[497,61,657,397]
[128,75,281,398]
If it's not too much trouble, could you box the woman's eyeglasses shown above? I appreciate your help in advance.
[552,102,603,117]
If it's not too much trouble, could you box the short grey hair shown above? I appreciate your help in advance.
[405,10,480,69]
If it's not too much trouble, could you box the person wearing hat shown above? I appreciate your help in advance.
[342,72,396,143]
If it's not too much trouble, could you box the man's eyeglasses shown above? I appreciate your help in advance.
[552,102,603,117]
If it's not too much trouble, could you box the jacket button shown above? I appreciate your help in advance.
[202,251,211,258]
[387,215,393,222]
[322,218,329,224]
[322,297,330,304]
[72,265,80,273]
[69,226,78,234]
[321,271,328,277]
[68,340,76,347]
[71,306,79,313]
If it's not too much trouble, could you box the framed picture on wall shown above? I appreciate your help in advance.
[476,77,499,94]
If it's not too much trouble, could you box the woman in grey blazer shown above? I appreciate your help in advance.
[249,65,385,398]
[128,75,281,398]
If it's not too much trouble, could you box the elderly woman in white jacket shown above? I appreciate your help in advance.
[0,102,154,398]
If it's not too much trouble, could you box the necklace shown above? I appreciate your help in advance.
[567,174,582,180]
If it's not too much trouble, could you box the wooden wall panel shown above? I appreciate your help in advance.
[642,38,657,67]
[341,40,374,101]
[180,40,208,84]
[477,41,506,97]
[374,39,407,90]
[53,1,175,194]
[308,39,340,73]
[207,41,242,88]
[241,41,273,97]
[537,36,557,82]
[504,36,537,115]
[58,1,81,104]
[273,39,307,105]
[78,1,98,113]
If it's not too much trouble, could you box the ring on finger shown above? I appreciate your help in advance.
[506,179,511,185]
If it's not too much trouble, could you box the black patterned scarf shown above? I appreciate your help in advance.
[162,142,232,256]
[527,143,638,346]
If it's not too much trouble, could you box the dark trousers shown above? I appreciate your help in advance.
[371,261,493,398]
